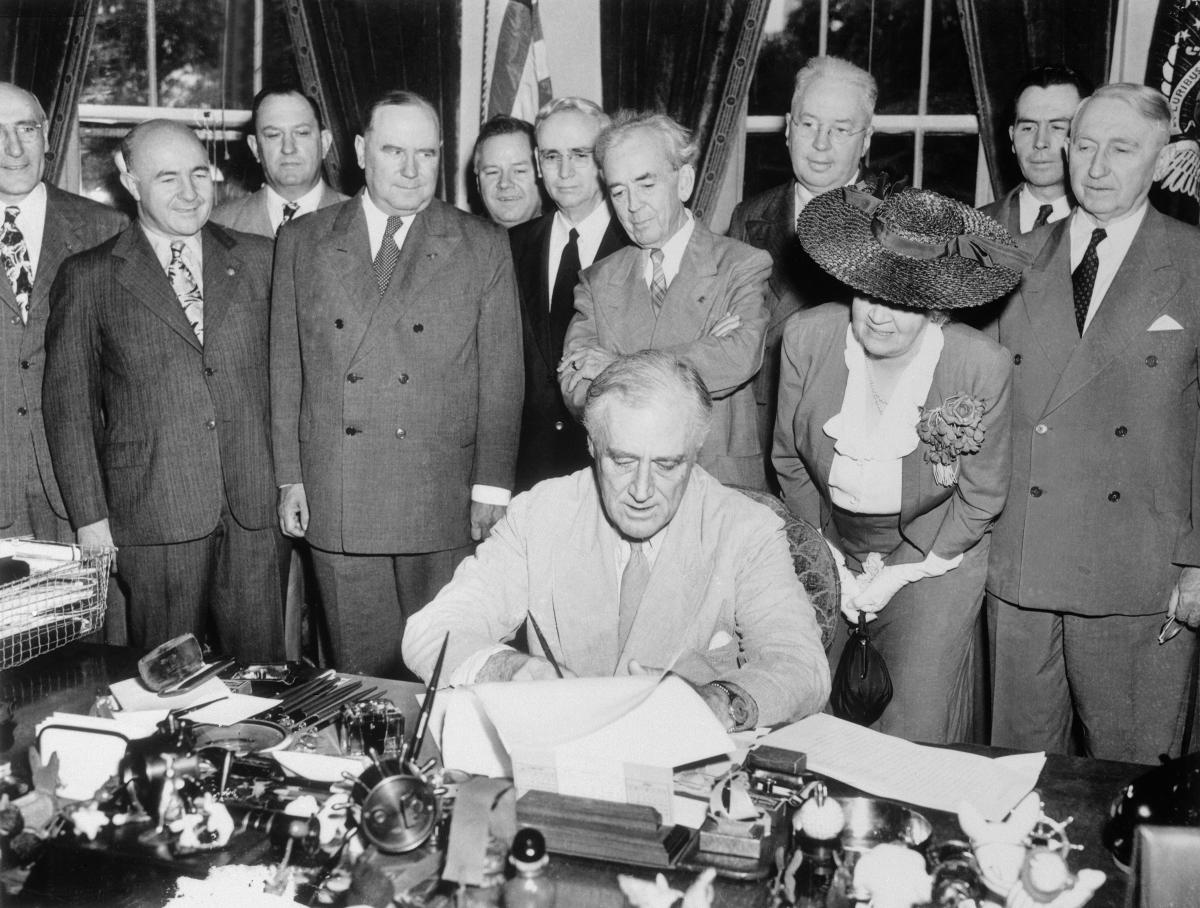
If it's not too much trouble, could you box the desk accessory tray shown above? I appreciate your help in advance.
[516,790,698,869]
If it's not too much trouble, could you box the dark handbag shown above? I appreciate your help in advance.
[829,614,893,725]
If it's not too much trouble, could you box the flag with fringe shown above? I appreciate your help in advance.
[487,0,553,122]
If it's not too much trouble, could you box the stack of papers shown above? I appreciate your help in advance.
[759,714,1046,821]
[109,675,279,726]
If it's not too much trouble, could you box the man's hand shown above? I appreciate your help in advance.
[78,519,117,572]
[278,483,309,538]
[1167,565,1200,629]
[470,501,506,542]
[707,311,742,338]
[478,650,575,682]
[558,345,617,394]
[628,661,739,730]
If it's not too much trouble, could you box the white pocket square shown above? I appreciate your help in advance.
[1148,315,1183,332]
[707,630,733,650]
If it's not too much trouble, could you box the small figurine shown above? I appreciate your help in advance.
[1005,849,1105,908]
[617,868,716,908]
[852,843,932,908]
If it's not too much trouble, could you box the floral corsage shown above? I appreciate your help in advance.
[916,394,985,487]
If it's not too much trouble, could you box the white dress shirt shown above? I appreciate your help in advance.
[1016,184,1071,234]
[641,211,695,289]
[1069,202,1148,333]
[545,202,613,303]
[794,171,862,217]
[266,181,327,234]
[362,192,509,506]
[141,224,204,293]
[8,182,47,278]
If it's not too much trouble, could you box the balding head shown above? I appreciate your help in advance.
[118,119,214,239]
[0,83,49,204]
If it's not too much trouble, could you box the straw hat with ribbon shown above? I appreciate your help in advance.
[795,186,1027,309]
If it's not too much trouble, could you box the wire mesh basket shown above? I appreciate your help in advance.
[0,538,112,670]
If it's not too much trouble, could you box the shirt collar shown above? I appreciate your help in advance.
[266,181,326,226]
[794,171,861,215]
[1016,184,1071,229]
[554,200,610,240]
[647,210,695,286]
[5,181,47,224]
[139,222,203,273]
[1070,201,1148,248]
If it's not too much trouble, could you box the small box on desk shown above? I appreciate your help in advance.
[516,790,698,869]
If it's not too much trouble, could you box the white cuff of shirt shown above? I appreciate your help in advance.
[471,485,511,506]
[450,644,514,685]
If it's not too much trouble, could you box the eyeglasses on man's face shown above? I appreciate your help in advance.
[790,115,867,147]
[537,148,595,169]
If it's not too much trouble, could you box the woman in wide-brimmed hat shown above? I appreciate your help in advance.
[773,186,1024,744]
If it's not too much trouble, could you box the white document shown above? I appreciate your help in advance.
[759,713,1045,821]
[435,675,732,825]
[109,675,278,726]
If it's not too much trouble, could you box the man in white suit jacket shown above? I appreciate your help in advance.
[211,87,346,238]
[403,352,830,730]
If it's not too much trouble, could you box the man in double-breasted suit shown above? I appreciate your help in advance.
[509,97,630,491]
[0,83,127,542]
[727,56,878,482]
[560,112,771,489]
[211,87,346,238]
[44,120,284,662]
[272,90,523,678]
[404,352,830,729]
[988,84,1200,763]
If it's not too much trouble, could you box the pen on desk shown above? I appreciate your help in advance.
[171,695,228,718]
[526,611,564,678]
[401,632,447,766]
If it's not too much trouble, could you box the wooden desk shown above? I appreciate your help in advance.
[2,644,1141,907]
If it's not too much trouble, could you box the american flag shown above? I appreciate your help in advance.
[487,0,553,122]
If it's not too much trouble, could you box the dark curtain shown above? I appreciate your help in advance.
[0,0,98,186]
[600,0,770,224]
[957,0,1117,199]
[283,0,462,202]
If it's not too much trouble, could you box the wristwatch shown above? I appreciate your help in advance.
[707,680,752,730]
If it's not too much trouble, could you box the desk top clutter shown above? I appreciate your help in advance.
[0,641,1158,908]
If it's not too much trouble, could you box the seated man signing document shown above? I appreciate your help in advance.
[402,351,830,730]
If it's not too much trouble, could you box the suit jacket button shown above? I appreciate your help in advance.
[203,367,215,376]
[1115,426,1128,437]
[347,373,362,383]
[1034,423,1047,435]
[205,419,216,429]
[395,427,406,438]
[1146,355,1158,367]
[413,323,424,333]
[345,427,359,436]
[16,406,26,416]
[19,360,29,369]
[1108,491,1121,502]
[1030,486,1043,497]
[554,420,564,431]
[398,373,409,384]
[10,316,19,326]
[1012,353,1022,365]
[334,319,344,329]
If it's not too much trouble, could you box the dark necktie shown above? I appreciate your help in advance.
[550,228,581,356]
[649,248,667,314]
[277,202,300,235]
[1072,228,1106,335]
[373,216,405,296]
[618,542,650,652]
[168,241,205,343]
[1032,204,1054,230]
[1,206,34,323]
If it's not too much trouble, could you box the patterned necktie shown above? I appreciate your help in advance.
[277,202,300,235]
[373,216,405,296]
[649,247,667,314]
[168,240,204,343]
[618,541,650,652]
[1,206,34,323]
[1071,228,1106,335]
[550,228,581,355]
[1032,204,1054,230]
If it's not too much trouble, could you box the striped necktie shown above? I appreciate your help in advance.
[1,206,33,323]
[649,248,667,313]
[373,216,405,296]
[277,201,300,235]
[168,240,204,343]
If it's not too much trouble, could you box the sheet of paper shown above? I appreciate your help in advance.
[36,713,160,800]
[759,713,1045,821]
[109,675,229,711]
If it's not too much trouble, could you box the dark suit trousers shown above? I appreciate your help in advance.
[988,597,1198,763]
[309,544,473,679]
[118,501,286,664]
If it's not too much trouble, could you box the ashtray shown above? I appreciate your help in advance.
[835,797,933,853]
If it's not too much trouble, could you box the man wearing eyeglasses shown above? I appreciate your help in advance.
[508,97,630,491]
[0,83,126,545]
[728,56,879,489]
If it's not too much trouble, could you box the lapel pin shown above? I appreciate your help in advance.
[227,268,236,276]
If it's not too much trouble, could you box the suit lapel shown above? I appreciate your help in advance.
[32,189,86,318]
[1018,220,1077,380]
[651,225,718,347]
[352,201,462,363]
[324,199,376,357]
[249,190,273,238]
[528,216,554,368]
[1045,210,1179,415]
[114,225,203,351]
[552,490,620,673]
[200,224,240,341]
